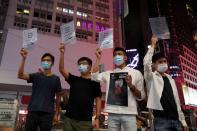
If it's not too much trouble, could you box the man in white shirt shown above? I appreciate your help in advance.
[144,36,188,131]
[92,47,145,131]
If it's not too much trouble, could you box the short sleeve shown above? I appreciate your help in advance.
[93,82,102,98]
[27,73,37,83]
[66,73,76,85]
[56,76,62,93]
[91,71,110,84]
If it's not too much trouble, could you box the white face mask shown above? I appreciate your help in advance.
[157,63,168,73]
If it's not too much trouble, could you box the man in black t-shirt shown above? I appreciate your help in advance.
[59,44,102,131]
[18,48,62,131]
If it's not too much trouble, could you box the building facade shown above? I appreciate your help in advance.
[3,0,113,42]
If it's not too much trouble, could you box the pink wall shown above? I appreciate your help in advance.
[0,29,113,91]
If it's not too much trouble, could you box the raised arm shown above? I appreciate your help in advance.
[143,35,158,80]
[92,48,102,73]
[59,43,69,79]
[18,48,30,80]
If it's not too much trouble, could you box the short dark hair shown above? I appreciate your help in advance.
[77,57,92,66]
[113,47,126,56]
[41,53,55,65]
[152,53,166,63]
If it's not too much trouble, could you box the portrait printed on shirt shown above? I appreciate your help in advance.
[107,72,128,106]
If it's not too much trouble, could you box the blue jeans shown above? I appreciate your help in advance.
[108,113,137,131]
[154,117,182,131]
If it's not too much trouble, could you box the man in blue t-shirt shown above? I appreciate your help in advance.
[59,43,102,131]
[18,48,62,131]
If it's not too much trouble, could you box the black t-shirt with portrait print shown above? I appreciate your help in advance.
[27,73,62,113]
[65,73,102,121]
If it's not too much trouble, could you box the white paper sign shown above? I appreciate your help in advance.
[99,28,113,49]
[23,28,37,48]
[60,21,76,44]
[149,17,170,40]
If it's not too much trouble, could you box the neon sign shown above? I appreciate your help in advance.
[76,20,108,31]
[126,49,139,69]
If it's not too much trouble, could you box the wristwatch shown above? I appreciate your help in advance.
[95,115,100,120]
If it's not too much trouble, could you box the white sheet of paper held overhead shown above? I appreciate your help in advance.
[149,17,170,40]
[60,21,76,45]
[23,28,37,49]
[99,28,113,49]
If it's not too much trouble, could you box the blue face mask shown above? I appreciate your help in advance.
[113,55,124,66]
[41,61,51,70]
[78,64,88,73]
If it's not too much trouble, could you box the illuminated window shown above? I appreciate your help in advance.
[56,7,62,11]
[88,23,92,29]
[77,11,82,16]
[101,27,105,31]
[83,13,87,17]
[23,9,30,14]
[69,9,74,14]
[96,25,100,31]
[77,11,88,18]
[82,21,86,29]
[16,5,30,15]
[16,7,23,14]
[63,8,68,13]
[77,21,81,27]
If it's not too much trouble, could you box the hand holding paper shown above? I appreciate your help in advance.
[59,43,65,54]
[151,35,158,48]
[125,75,132,86]
[95,48,102,59]
[20,48,28,59]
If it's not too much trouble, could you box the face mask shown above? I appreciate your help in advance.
[78,64,88,73]
[114,55,124,66]
[157,63,168,73]
[41,61,51,70]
